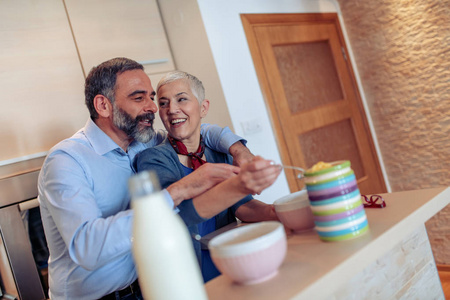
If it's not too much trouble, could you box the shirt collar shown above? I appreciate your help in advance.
[84,118,125,156]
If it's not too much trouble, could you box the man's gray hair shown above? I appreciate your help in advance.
[85,57,143,120]
[157,71,205,103]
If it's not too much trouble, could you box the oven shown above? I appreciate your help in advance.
[0,170,47,300]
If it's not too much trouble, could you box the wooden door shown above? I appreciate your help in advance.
[241,13,386,195]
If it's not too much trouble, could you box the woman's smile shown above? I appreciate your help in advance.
[170,118,187,126]
[157,78,208,149]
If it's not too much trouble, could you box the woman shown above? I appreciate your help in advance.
[135,71,281,282]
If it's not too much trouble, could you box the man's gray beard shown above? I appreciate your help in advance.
[112,105,155,143]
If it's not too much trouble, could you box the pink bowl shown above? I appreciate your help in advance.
[274,190,315,233]
[208,221,287,285]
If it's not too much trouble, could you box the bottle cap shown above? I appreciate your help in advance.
[128,170,161,199]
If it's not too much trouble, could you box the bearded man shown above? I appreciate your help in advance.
[38,57,252,300]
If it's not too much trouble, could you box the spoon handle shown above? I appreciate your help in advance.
[281,165,305,179]
[282,165,305,172]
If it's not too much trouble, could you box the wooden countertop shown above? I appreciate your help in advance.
[205,187,450,300]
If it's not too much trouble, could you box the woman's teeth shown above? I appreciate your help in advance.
[171,119,186,125]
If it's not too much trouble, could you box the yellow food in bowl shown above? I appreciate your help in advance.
[308,161,332,172]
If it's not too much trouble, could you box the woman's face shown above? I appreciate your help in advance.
[157,79,209,147]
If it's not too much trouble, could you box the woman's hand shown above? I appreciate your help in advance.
[235,156,282,195]
[190,157,281,219]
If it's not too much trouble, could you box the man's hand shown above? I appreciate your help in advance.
[166,163,240,206]
[229,141,254,167]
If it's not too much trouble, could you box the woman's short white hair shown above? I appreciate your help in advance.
[157,71,205,104]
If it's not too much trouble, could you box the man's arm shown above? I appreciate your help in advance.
[191,157,281,219]
[200,124,241,153]
[151,124,254,165]
[168,139,258,204]
[166,163,240,206]
[200,124,255,165]
[135,146,240,207]
[39,152,133,270]
[229,141,255,166]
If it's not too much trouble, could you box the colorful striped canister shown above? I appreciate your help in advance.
[304,161,369,242]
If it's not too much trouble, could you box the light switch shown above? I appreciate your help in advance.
[241,118,264,135]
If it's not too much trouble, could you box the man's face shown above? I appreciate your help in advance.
[112,70,158,143]
[112,103,155,143]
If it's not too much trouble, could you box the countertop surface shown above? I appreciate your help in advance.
[205,187,450,300]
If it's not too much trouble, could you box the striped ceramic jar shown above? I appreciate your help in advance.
[304,161,369,242]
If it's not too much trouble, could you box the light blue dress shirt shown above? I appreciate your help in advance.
[38,118,243,299]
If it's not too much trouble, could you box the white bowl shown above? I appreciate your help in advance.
[208,221,287,285]
[274,190,315,233]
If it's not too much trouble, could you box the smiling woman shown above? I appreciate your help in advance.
[135,70,283,283]
[157,72,209,157]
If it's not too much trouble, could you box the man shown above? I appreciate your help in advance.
[38,57,253,299]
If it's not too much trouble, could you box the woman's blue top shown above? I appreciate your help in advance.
[135,138,252,282]
[182,165,219,282]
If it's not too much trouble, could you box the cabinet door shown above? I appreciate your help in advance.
[65,0,175,76]
[0,0,87,162]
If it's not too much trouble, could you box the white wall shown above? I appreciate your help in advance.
[196,0,340,203]
[156,0,235,132]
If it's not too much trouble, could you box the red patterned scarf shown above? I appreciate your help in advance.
[168,135,207,170]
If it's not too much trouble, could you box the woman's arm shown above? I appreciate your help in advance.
[191,157,282,219]
[235,199,278,223]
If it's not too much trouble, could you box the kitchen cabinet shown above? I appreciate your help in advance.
[0,0,87,162]
[64,0,175,76]
[0,0,175,164]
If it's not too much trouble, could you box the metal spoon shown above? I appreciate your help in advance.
[280,165,305,179]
